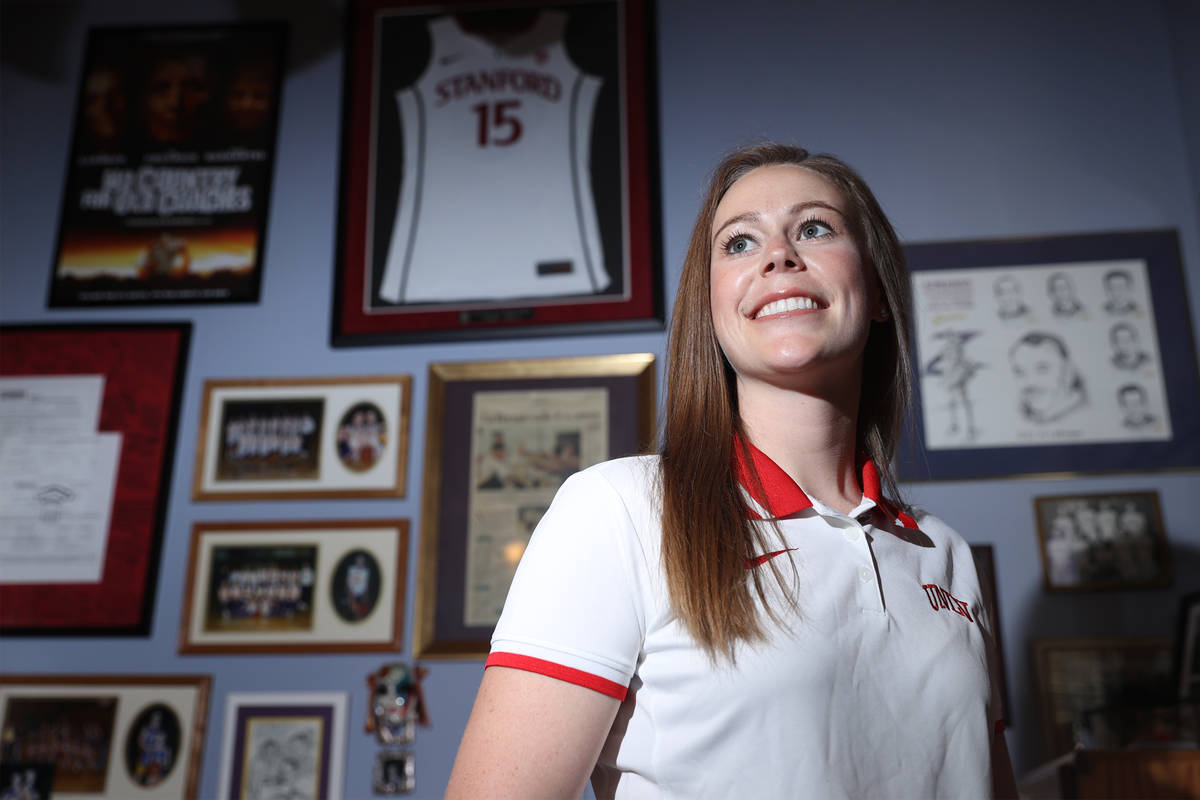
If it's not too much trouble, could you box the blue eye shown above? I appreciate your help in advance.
[722,234,753,254]
[798,220,833,240]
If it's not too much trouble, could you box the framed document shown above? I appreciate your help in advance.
[179,519,408,654]
[900,229,1200,480]
[332,0,663,344]
[414,353,655,657]
[215,692,347,800]
[1033,490,1171,592]
[0,674,210,799]
[1032,637,1172,759]
[49,23,287,307]
[0,323,190,635]
[192,375,410,501]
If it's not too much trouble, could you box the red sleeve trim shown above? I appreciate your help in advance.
[485,652,628,701]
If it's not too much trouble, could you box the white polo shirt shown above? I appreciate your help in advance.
[489,446,1003,799]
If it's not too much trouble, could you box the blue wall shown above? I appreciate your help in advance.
[2,0,1198,796]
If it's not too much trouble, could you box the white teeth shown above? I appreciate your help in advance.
[754,296,818,319]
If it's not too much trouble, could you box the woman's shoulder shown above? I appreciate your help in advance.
[567,454,661,497]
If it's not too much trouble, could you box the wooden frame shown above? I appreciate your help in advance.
[900,229,1200,481]
[0,322,190,635]
[179,519,408,654]
[414,353,655,657]
[332,0,663,344]
[192,375,410,501]
[1176,590,1200,700]
[215,692,347,800]
[0,674,210,799]
[968,544,1011,723]
[1032,490,1171,591]
[1032,636,1173,759]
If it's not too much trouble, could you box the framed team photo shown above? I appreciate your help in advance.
[215,692,347,800]
[1031,637,1173,759]
[414,353,655,657]
[332,0,663,344]
[0,674,210,800]
[1033,490,1172,592]
[192,375,410,500]
[0,323,189,636]
[179,519,408,654]
[48,23,287,307]
[898,229,1200,481]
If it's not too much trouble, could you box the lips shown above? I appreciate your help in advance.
[751,294,824,320]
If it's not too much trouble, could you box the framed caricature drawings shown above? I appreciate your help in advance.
[900,229,1200,481]
[49,23,287,307]
[192,375,410,500]
[0,323,190,636]
[215,692,347,800]
[0,674,210,800]
[414,353,655,657]
[1033,490,1171,592]
[179,520,408,654]
[333,0,663,344]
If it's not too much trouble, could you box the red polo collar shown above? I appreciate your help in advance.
[733,439,918,530]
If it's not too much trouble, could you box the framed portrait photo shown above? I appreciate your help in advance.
[1033,490,1171,592]
[0,323,190,636]
[900,229,1200,481]
[332,0,663,344]
[0,674,210,800]
[414,353,655,657]
[179,519,408,654]
[1177,591,1200,700]
[1032,636,1173,759]
[215,692,347,800]
[192,375,410,500]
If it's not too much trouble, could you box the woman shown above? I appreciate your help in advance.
[448,143,1017,798]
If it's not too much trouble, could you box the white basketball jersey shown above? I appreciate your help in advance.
[379,13,609,304]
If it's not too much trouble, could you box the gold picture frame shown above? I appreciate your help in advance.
[0,674,211,800]
[179,519,408,654]
[414,353,656,658]
[192,375,411,501]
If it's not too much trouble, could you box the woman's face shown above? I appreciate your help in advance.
[708,165,878,392]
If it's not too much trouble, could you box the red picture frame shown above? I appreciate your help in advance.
[332,0,662,344]
[0,322,190,635]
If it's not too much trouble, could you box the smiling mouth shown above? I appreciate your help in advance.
[753,296,822,319]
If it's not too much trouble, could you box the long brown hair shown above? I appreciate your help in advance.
[659,142,913,661]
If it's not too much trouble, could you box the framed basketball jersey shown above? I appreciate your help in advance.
[334,0,662,343]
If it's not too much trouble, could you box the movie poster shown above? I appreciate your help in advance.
[49,24,287,306]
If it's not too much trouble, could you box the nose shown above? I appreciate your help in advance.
[762,233,802,274]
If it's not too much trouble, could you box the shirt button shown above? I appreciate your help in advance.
[858,566,873,582]
[844,527,860,542]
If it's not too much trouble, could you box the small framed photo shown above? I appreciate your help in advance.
[969,544,1011,723]
[192,375,411,501]
[414,353,655,658]
[333,0,663,344]
[1032,636,1173,759]
[179,519,408,654]
[901,229,1200,480]
[1033,490,1171,591]
[373,750,415,795]
[0,674,210,799]
[1176,591,1200,700]
[216,692,347,800]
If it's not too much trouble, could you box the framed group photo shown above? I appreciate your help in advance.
[192,375,410,500]
[179,519,408,654]
[414,353,655,657]
[1033,490,1171,592]
[332,0,663,344]
[899,229,1200,481]
[0,674,210,799]
[0,323,190,636]
[215,692,347,800]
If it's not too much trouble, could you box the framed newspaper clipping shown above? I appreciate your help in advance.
[48,23,287,307]
[414,353,655,657]
[332,0,662,344]
[900,229,1200,481]
[0,674,211,799]
[0,323,190,636]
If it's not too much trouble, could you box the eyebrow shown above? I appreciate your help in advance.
[711,201,845,245]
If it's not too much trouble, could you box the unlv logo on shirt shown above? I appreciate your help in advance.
[921,583,974,622]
